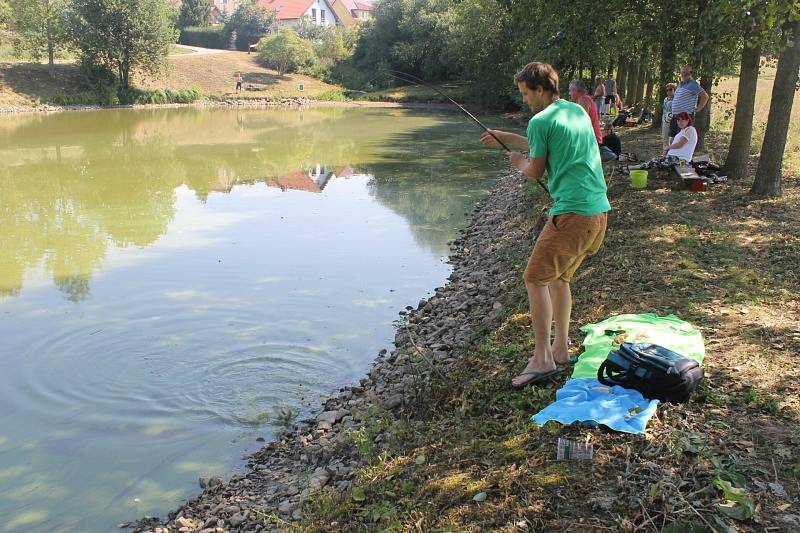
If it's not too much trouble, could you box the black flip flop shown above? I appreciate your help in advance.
[511,367,563,389]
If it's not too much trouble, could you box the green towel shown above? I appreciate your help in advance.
[571,314,705,380]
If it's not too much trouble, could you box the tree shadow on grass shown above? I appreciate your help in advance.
[242,71,284,86]
[0,62,83,102]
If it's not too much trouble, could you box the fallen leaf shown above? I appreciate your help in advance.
[472,491,487,502]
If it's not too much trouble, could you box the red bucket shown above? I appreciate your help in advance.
[689,179,706,192]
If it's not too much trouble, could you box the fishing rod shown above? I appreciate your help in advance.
[386,69,551,197]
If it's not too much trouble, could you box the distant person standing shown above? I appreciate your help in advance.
[593,76,606,112]
[669,66,708,139]
[603,77,616,105]
[235,73,243,93]
[569,79,617,161]
[661,82,676,148]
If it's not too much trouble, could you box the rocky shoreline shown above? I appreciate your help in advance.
[0,97,452,116]
[126,171,538,533]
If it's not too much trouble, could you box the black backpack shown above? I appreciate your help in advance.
[597,342,704,403]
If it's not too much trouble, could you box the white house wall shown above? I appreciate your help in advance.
[303,0,336,26]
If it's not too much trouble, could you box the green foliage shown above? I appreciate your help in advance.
[117,85,203,104]
[294,15,328,41]
[9,0,70,67]
[53,85,202,106]
[256,28,314,75]
[224,0,276,51]
[345,405,391,461]
[713,477,755,521]
[0,0,11,31]
[70,0,179,88]
[179,25,226,49]
[313,87,348,101]
[53,91,103,105]
[178,0,212,28]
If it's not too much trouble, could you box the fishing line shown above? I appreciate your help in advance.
[385,69,551,197]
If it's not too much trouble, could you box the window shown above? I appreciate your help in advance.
[320,9,325,23]
[311,8,316,21]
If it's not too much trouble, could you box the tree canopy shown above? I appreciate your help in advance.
[69,0,178,88]
[178,0,212,28]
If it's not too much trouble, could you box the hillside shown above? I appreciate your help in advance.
[0,47,340,106]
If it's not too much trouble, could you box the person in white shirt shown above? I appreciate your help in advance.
[627,112,698,171]
[663,112,697,162]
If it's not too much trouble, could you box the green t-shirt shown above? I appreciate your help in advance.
[527,99,611,216]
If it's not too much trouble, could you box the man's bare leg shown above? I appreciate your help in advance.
[549,279,572,364]
[511,281,556,386]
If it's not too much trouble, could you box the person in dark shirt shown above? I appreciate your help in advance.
[602,124,622,158]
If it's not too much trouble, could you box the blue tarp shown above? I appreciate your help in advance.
[532,377,659,434]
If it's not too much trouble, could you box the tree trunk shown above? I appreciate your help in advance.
[634,60,647,105]
[46,16,54,77]
[751,20,800,198]
[636,49,650,106]
[653,38,677,130]
[723,41,761,180]
[645,69,655,104]
[617,56,628,99]
[696,74,713,150]
[626,59,639,105]
[607,61,613,78]
[590,65,597,87]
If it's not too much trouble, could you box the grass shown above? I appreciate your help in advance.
[357,82,469,104]
[297,126,800,532]
[0,49,341,106]
[136,50,339,100]
[169,44,196,56]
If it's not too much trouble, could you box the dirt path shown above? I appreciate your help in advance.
[170,44,226,56]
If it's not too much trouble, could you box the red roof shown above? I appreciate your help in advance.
[258,0,314,20]
[338,0,372,10]
[265,171,322,193]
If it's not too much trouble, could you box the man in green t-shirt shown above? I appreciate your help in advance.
[481,61,610,388]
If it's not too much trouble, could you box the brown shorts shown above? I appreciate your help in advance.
[523,212,608,285]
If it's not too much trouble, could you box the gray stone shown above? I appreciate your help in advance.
[277,500,295,514]
[381,394,403,410]
[308,467,330,490]
[228,512,245,527]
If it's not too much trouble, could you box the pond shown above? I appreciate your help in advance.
[0,106,507,531]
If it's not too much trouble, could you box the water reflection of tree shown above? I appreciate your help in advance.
[0,113,183,300]
[362,120,503,255]
[0,108,506,298]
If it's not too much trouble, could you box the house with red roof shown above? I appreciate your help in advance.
[257,0,373,28]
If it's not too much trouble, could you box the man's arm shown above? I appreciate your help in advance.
[481,129,529,150]
[696,90,709,112]
[510,153,546,179]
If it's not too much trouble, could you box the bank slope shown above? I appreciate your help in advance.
[130,126,800,533]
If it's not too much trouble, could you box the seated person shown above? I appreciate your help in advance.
[663,112,697,161]
[629,112,697,170]
[602,124,622,158]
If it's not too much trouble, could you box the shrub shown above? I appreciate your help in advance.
[117,85,203,105]
[256,29,314,75]
[179,26,226,49]
[314,88,348,102]
[53,91,102,106]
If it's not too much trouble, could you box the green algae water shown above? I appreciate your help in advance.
[0,107,508,531]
